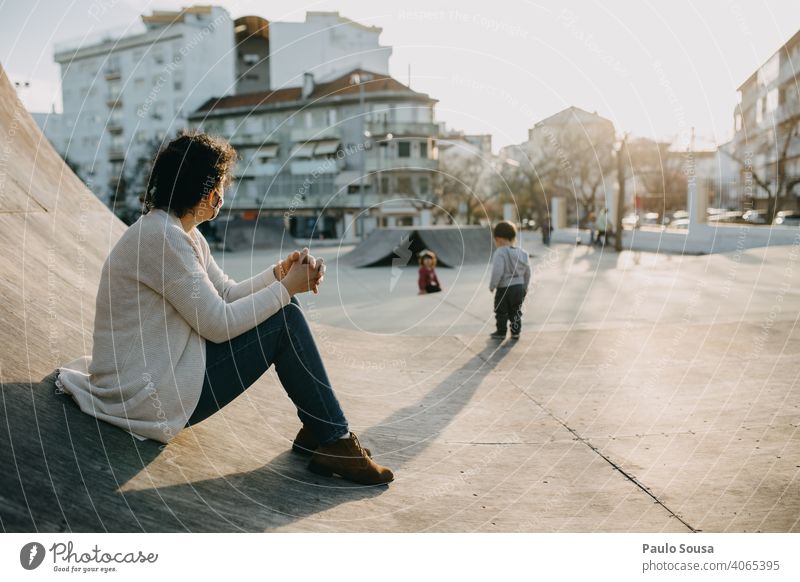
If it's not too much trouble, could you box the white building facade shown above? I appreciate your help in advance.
[269,12,391,89]
[732,29,800,212]
[51,5,235,212]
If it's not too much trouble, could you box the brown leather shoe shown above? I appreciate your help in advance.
[292,426,371,457]
[308,432,393,485]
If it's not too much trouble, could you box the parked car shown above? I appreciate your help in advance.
[707,210,744,224]
[774,211,800,226]
[670,218,690,230]
[622,213,640,229]
[743,210,768,224]
[640,212,662,226]
[671,210,689,222]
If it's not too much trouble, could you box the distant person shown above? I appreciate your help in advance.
[418,249,442,294]
[542,214,552,246]
[55,131,392,486]
[587,211,597,244]
[596,207,609,246]
[489,221,531,340]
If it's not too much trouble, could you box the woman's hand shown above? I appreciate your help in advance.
[274,248,326,294]
[274,249,303,281]
[311,258,325,294]
[280,250,320,296]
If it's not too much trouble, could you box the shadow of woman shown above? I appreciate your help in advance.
[2,339,513,532]
[117,338,514,531]
[0,372,164,532]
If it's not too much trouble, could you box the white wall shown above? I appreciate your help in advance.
[269,13,391,88]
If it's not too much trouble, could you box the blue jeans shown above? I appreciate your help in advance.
[185,297,349,445]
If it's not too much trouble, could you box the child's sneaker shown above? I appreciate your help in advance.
[490,330,506,339]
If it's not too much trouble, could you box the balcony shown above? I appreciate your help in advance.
[290,159,340,175]
[367,121,438,138]
[239,162,280,177]
[106,96,122,109]
[228,133,272,147]
[104,68,121,81]
[365,156,437,172]
[290,126,342,142]
[107,123,123,134]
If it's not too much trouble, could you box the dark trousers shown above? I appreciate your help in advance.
[185,296,349,445]
[494,284,526,335]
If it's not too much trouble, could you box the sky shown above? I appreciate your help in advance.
[1,0,798,151]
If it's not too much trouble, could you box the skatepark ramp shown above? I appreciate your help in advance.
[342,225,495,268]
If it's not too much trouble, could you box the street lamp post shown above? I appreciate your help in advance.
[355,76,368,240]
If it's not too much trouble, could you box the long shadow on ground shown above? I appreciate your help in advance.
[1,340,513,532]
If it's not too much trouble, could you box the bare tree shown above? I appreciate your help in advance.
[626,138,688,213]
[436,143,497,224]
[548,126,615,220]
[498,143,562,228]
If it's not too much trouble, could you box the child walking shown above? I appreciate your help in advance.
[489,221,531,340]
[418,250,442,294]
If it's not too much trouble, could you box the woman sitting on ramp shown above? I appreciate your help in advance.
[56,130,393,486]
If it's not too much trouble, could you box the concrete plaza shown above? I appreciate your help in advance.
[183,234,798,532]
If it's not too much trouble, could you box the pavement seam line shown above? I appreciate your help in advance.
[454,334,696,532]
[509,377,697,533]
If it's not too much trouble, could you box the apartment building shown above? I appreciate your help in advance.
[52,5,235,210]
[733,29,800,211]
[189,69,439,239]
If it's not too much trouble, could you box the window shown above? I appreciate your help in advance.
[173,79,183,92]
[244,116,260,135]
[398,141,411,158]
[397,176,412,193]
[394,107,414,123]
[419,141,428,159]
[381,175,391,193]
[418,176,430,195]
[242,53,260,65]
[151,102,165,120]
[766,88,779,113]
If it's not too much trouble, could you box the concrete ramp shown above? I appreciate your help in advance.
[343,225,494,268]
[0,65,125,385]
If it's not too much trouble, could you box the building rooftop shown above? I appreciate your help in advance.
[737,28,800,91]
[192,68,435,115]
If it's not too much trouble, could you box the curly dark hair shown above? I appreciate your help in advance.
[143,130,238,218]
[418,249,437,267]
[493,220,517,241]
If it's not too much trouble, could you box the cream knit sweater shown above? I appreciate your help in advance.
[56,208,290,443]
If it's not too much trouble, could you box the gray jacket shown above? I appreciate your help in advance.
[489,245,531,291]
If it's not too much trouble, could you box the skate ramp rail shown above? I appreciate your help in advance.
[342,225,495,268]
